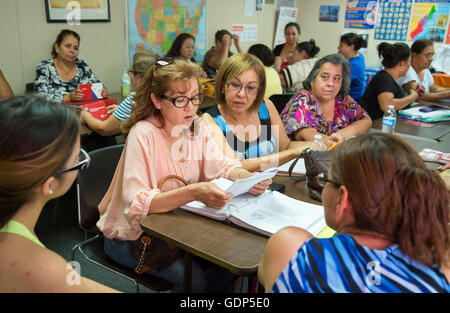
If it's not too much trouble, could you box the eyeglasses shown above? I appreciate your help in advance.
[227,82,259,96]
[420,52,434,59]
[318,176,341,187]
[57,148,90,175]
[161,94,205,108]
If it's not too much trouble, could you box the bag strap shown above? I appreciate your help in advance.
[158,175,189,190]
[288,150,307,182]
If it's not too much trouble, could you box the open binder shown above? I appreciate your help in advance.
[180,177,327,238]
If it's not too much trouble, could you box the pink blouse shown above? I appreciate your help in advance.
[96,116,241,241]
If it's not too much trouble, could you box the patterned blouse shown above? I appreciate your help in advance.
[34,59,101,102]
[280,89,369,137]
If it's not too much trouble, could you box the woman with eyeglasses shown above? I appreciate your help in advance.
[398,39,450,101]
[258,133,450,293]
[96,58,271,292]
[202,53,310,172]
[359,42,424,120]
[0,96,117,292]
[80,50,159,136]
[281,54,372,147]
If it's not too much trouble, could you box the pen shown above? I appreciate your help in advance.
[328,142,340,151]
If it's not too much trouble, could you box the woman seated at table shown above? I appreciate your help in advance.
[279,39,320,93]
[166,33,197,62]
[359,42,423,120]
[0,96,116,292]
[273,22,301,71]
[96,58,271,292]
[34,29,109,103]
[80,50,158,136]
[338,32,365,102]
[280,54,372,147]
[201,53,310,172]
[247,44,282,99]
[258,133,450,293]
[398,39,450,101]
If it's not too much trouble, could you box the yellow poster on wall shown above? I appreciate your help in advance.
[408,1,450,42]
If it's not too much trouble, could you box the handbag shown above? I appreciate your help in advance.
[289,147,334,202]
[130,175,188,274]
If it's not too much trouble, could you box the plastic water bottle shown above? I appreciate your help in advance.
[381,105,396,134]
[121,69,131,98]
[309,134,327,151]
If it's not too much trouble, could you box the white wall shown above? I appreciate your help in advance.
[3,0,446,96]
[206,0,278,54]
[1,0,281,95]
[0,0,127,95]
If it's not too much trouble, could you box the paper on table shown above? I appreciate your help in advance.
[277,158,306,176]
[399,106,450,119]
[225,167,278,197]
[229,191,326,237]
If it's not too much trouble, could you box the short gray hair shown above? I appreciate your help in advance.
[303,53,351,98]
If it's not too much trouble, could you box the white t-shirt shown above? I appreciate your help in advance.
[398,66,434,93]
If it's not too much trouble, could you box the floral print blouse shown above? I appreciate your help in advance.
[280,89,369,137]
[34,59,101,102]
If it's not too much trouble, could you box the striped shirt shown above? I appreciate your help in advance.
[112,94,135,122]
[272,233,450,293]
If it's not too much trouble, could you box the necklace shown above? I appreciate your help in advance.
[221,109,258,142]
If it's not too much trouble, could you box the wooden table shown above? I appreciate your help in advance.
[139,109,450,293]
[140,209,267,292]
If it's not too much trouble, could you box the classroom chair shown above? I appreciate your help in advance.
[269,93,294,114]
[71,143,172,293]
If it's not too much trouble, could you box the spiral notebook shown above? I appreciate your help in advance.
[180,175,327,237]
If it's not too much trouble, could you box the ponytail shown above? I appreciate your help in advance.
[377,42,410,68]
[382,166,449,267]
[332,133,449,268]
[297,39,320,58]
[340,33,363,51]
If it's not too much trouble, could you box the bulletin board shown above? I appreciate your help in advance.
[346,0,450,42]
[374,0,413,41]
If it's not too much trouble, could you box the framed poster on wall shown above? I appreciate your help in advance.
[45,0,111,23]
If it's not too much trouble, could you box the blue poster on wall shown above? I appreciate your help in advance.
[345,0,378,29]
[374,0,413,41]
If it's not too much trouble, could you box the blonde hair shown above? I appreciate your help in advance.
[215,53,266,112]
[131,50,159,75]
[121,59,203,137]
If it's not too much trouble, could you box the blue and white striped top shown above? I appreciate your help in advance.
[113,94,135,122]
[272,233,450,293]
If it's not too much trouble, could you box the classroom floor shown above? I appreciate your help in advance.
[35,183,156,293]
